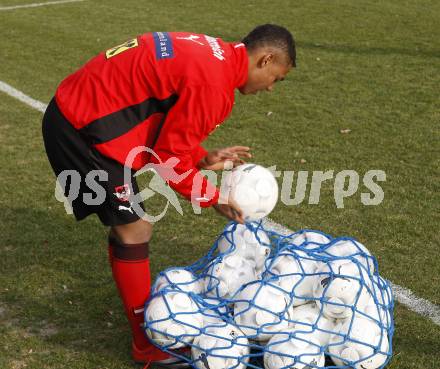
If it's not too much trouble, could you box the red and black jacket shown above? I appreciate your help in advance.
[55,32,248,207]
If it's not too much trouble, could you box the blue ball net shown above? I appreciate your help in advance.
[144,221,394,369]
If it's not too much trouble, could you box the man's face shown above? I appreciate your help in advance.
[239,53,292,95]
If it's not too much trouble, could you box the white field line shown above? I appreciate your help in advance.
[0,0,84,11]
[0,81,47,113]
[389,283,440,326]
[1,80,439,327]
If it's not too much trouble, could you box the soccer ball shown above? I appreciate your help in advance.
[233,281,290,342]
[266,248,320,306]
[359,301,393,331]
[328,316,389,369]
[264,333,325,369]
[360,276,393,329]
[204,254,257,299]
[153,268,203,294]
[199,297,231,327]
[286,302,336,347]
[222,163,279,221]
[191,323,250,369]
[320,238,375,272]
[217,223,271,272]
[144,290,204,349]
[313,259,371,319]
[289,230,332,250]
[371,275,393,310]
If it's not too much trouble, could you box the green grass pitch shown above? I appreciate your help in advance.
[0,0,439,368]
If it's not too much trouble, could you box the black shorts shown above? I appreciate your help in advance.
[42,98,144,226]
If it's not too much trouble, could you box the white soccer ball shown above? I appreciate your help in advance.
[199,297,231,327]
[145,291,204,349]
[217,223,271,272]
[264,333,325,369]
[233,281,290,342]
[204,254,257,299]
[360,276,393,329]
[289,230,332,250]
[329,316,389,369]
[222,163,279,221]
[286,302,336,347]
[371,276,393,310]
[267,248,320,306]
[191,323,250,369]
[313,260,371,319]
[360,302,392,331]
[320,239,375,272]
[153,268,203,294]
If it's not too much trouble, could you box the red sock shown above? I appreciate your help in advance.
[108,237,169,362]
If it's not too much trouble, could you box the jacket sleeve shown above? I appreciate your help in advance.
[151,84,232,207]
[192,145,208,169]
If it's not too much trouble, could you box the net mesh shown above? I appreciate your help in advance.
[144,221,394,369]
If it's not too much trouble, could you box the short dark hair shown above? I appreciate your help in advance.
[242,24,296,67]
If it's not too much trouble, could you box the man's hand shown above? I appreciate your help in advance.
[198,146,252,171]
[213,197,245,224]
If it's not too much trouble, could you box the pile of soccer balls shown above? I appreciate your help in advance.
[143,165,394,369]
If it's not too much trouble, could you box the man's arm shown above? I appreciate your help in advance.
[151,84,232,208]
[197,146,252,171]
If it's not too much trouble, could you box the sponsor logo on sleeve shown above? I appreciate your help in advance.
[176,34,204,46]
[153,32,174,60]
[204,35,225,61]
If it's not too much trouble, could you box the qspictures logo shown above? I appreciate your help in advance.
[54,146,386,222]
